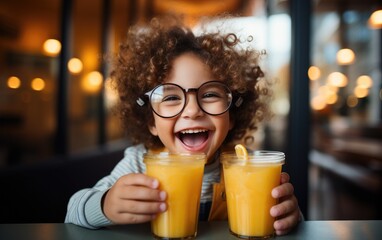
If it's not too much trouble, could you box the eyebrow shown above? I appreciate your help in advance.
[162,85,179,91]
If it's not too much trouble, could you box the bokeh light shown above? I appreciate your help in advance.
[43,39,61,57]
[31,78,45,91]
[368,10,382,29]
[7,76,21,89]
[68,58,83,74]
[82,71,103,93]
[356,75,373,88]
[317,85,338,105]
[327,72,348,87]
[326,93,338,105]
[308,66,321,81]
[311,95,327,110]
[354,86,368,98]
[336,48,355,65]
[347,95,358,107]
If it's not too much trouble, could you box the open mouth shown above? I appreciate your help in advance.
[176,129,209,149]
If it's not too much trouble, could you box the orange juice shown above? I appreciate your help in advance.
[221,151,285,239]
[144,153,205,239]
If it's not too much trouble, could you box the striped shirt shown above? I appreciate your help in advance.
[65,144,221,229]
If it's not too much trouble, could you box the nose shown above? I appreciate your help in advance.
[181,93,204,119]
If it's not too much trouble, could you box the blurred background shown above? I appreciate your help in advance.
[0,0,381,222]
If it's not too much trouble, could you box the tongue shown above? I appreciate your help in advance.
[181,132,208,147]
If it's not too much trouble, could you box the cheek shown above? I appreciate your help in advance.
[215,114,232,136]
[148,115,159,136]
[150,115,176,137]
[229,117,234,130]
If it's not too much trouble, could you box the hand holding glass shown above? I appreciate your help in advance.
[221,150,285,239]
[144,153,206,239]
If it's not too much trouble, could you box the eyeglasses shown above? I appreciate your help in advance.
[136,81,242,118]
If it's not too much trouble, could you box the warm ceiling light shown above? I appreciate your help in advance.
[43,39,62,57]
[82,71,103,93]
[31,78,45,91]
[368,9,382,29]
[68,58,83,74]
[326,93,338,105]
[336,48,355,65]
[318,85,336,96]
[317,85,338,105]
[311,95,326,111]
[347,95,358,107]
[354,86,369,98]
[327,72,348,87]
[7,76,21,89]
[356,75,373,88]
[308,66,321,81]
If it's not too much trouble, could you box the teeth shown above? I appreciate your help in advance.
[180,129,208,134]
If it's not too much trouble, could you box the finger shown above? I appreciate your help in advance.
[272,182,294,199]
[270,196,298,217]
[273,209,300,235]
[118,200,167,215]
[275,228,291,236]
[121,173,160,189]
[118,186,167,201]
[280,172,290,184]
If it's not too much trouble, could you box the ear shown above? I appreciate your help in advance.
[149,124,158,136]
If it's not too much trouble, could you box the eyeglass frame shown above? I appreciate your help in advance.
[136,80,243,118]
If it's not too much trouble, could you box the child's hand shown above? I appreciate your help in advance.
[270,172,301,235]
[102,173,167,224]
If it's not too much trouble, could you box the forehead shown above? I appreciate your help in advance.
[165,52,216,88]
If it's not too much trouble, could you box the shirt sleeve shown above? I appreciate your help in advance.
[64,144,147,229]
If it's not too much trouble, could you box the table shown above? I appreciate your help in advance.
[1,221,381,240]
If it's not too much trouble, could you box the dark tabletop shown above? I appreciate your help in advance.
[1,220,381,240]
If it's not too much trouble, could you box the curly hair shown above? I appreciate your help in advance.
[111,16,271,150]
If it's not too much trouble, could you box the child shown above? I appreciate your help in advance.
[65,16,301,235]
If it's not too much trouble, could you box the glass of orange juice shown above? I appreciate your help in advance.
[144,152,206,239]
[221,150,285,239]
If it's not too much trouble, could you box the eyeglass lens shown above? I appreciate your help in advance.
[149,82,233,118]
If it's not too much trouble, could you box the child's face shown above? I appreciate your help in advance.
[148,52,233,163]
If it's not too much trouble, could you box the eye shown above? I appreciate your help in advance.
[200,91,225,104]
[202,92,222,99]
[162,95,182,102]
